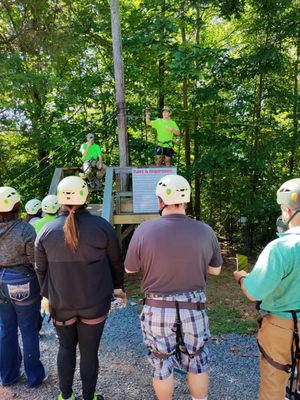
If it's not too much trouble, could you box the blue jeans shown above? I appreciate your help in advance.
[0,270,45,387]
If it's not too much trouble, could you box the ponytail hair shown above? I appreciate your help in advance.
[63,206,79,251]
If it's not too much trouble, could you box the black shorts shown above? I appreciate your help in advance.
[156,146,174,157]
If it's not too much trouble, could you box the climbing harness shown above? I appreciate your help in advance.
[156,141,174,157]
[257,310,300,399]
[53,314,107,326]
[144,298,205,362]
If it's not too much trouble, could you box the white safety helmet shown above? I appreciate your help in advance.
[277,178,300,210]
[42,194,60,214]
[25,198,42,215]
[155,174,191,205]
[57,176,89,205]
[0,186,21,212]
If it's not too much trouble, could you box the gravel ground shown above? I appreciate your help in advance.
[0,302,259,400]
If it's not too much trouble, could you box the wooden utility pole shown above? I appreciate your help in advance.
[110,0,129,169]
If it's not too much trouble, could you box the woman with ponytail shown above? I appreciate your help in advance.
[34,176,125,400]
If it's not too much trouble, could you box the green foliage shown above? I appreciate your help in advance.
[0,0,299,252]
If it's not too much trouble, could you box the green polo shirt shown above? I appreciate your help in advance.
[151,119,179,146]
[32,214,57,234]
[244,228,300,319]
[80,143,102,161]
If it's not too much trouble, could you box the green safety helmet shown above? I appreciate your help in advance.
[42,194,60,214]
[57,176,88,205]
[25,198,42,215]
[276,178,300,210]
[0,186,21,212]
[155,174,191,205]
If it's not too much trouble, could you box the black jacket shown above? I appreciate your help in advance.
[34,209,124,319]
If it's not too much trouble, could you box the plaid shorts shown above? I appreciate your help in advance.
[140,290,210,380]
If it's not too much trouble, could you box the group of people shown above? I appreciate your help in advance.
[0,176,125,400]
[1,163,300,400]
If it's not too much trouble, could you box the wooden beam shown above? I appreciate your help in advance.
[48,168,63,194]
[113,214,158,225]
[120,224,136,242]
[101,167,114,223]
[113,166,173,174]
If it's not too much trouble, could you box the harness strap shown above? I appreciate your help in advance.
[288,311,300,399]
[144,298,205,311]
[175,300,183,363]
[54,314,107,327]
[54,317,77,327]
[174,300,204,363]
[151,346,204,360]
[146,299,205,363]
[157,140,173,145]
[257,340,292,373]
[80,314,107,325]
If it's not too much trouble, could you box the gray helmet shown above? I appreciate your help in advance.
[86,133,94,140]
[277,178,300,210]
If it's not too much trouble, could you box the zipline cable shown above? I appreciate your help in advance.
[9,110,118,189]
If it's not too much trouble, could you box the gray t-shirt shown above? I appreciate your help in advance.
[125,214,222,295]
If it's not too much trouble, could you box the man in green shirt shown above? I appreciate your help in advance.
[146,107,180,166]
[80,133,103,180]
[234,178,300,400]
[32,195,60,234]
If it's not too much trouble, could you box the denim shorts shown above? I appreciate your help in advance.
[140,291,210,379]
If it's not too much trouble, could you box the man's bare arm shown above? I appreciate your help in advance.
[208,265,221,276]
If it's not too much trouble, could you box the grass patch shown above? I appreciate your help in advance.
[206,258,258,334]
[125,255,258,335]
[207,305,257,334]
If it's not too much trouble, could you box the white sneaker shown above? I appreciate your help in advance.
[42,367,49,383]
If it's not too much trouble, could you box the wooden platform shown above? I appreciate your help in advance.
[113,213,157,224]
[48,165,165,249]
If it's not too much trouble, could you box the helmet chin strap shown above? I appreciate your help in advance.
[159,204,168,216]
[285,209,300,226]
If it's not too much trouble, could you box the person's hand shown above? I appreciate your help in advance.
[166,126,174,132]
[113,289,127,308]
[233,270,248,282]
[41,297,50,316]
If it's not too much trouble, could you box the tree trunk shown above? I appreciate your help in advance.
[248,70,264,252]
[181,26,191,169]
[288,38,300,174]
[158,0,166,111]
[110,0,129,173]
[194,5,201,220]
[158,59,165,111]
